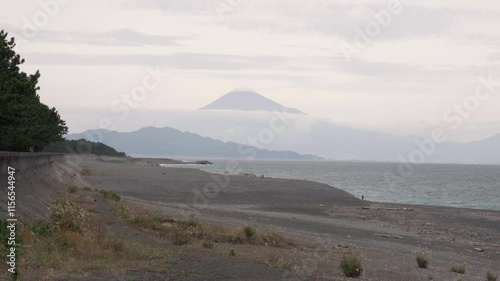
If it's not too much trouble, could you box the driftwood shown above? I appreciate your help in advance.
[361,207,414,211]
[375,233,403,239]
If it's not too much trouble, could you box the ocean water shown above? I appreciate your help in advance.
[165,160,500,211]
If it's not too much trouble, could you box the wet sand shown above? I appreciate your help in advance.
[82,156,500,280]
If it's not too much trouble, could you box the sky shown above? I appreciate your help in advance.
[2,0,500,142]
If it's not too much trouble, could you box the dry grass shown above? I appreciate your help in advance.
[265,255,296,271]
[68,185,79,194]
[340,253,363,278]
[415,249,431,269]
[450,265,466,274]
[112,203,295,248]
[14,198,177,280]
[80,168,92,177]
[487,272,498,281]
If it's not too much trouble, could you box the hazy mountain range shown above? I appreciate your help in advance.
[69,89,500,164]
[68,126,320,160]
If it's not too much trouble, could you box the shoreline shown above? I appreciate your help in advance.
[161,162,500,213]
[78,155,500,280]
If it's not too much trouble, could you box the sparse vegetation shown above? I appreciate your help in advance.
[487,272,497,281]
[112,204,294,248]
[80,168,92,177]
[68,185,78,194]
[49,199,89,233]
[99,190,121,201]
[340,254,363,278]
[229,249,236,256]
[451,265,466,274]
[244,226,256,239]
[173,230,191,245]
[28,220,53,236]
[10,197,178,279]
[265,255,296,271]
[202,240,214,249]
[83,186,92,191]
[415,252,429,269]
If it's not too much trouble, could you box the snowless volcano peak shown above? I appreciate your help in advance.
[200,88,304,114]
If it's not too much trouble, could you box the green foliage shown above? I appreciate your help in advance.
[243,226,256,238]
[99,190,121,201]
[177,219,199,229]
[340,255,363,278]
[0,30,67,152]
[29,220,53,236]
[229,249,236,256]
[44,139,126,156]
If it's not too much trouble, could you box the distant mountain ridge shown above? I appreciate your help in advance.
[67,126,321,160]
[200,88,304,114]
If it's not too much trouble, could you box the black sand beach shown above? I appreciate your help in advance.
[78,156,500,280]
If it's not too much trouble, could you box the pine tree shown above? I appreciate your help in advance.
[0,30,68,151]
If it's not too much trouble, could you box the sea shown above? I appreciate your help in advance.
[164,160,500,211]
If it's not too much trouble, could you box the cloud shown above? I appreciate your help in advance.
[3,25,186,46]
[22,52,288,70]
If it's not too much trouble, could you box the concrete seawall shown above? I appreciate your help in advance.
[0,152,84,218]
[0,152,68,172]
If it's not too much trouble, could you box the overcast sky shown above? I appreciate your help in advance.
[2,0,500,141]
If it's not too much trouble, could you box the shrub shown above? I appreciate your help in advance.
[29,220,53,236]
[243,226,256,238]
[416,254,429,269]
[266,255,296,271]
[68,185,78,194]
[177,219,199,229]
[202,240,214,249]
[99,190,121,201]
[487,272,497,281]
[173,231,191,245]
[340,255,363,278]
[450,265,466,274]
[80,168,92,177]
[49,199,88,233]
[229,249,236,256]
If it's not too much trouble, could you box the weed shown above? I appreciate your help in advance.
[229,249,236,256]
[487,272,497,281]
[173,231,191,245]
[340,255,363,278]
[202,240,214,249]
[68,185,78,194]
[415,249,431,269]
[49,199,88,233]
[80,168,92,177]
[99,190,121,201]
[28,220,53,236]
[243,226,256,239]
[265,255,296,271]
[450,265,466,274]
